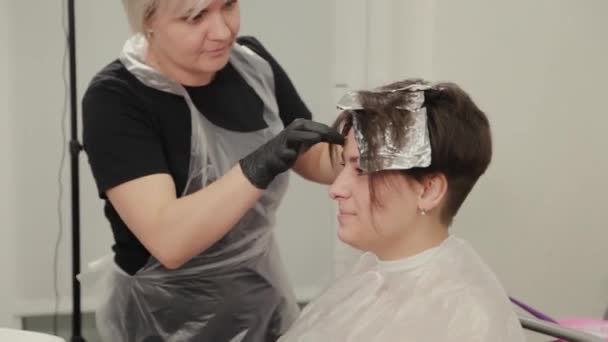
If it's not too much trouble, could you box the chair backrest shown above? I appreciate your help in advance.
[520,316,605,342]
[0,328,66,342]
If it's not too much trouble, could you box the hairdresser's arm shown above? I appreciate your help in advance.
[107,166,262,270]
[107,119,343,269]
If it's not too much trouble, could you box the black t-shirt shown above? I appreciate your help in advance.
[82,36,312,275]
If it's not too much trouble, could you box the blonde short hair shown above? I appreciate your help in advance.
[122,0,213,33]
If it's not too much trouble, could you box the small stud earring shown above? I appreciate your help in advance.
[419,208,427,216]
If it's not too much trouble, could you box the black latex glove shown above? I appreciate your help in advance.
[239,118,345,189]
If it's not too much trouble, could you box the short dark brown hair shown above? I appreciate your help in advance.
[332,79,492,226]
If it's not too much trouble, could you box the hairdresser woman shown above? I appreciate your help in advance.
[81,0,343,341]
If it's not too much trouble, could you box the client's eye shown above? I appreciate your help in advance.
[225,0,239,8]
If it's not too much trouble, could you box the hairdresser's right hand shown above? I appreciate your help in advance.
[239,119,344,189]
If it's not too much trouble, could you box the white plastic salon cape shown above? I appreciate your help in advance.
[79,34,299,342]
[279,236,526,342]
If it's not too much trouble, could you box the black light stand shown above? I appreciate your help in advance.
[67,0,85,341]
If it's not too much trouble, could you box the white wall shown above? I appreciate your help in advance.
[0,0,18,329]
[6,0,131,315]
[413,0,607,339]
[430,0,608,321]
[3,0,98,316]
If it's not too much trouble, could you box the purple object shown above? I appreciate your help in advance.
[510,297,560,324]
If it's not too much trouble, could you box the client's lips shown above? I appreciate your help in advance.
[337,210,356,225]
[204,45,229,56]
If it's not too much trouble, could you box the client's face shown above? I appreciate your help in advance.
[329,130,423,253]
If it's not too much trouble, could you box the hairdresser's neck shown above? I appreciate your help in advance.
[374,221,448,261]
[146,45,216,86]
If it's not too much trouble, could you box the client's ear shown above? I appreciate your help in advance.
[418,173,447,213]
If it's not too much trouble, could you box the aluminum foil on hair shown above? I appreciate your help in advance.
[337,83,433,173]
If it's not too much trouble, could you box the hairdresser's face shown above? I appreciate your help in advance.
[329,130,423,254]
[146,0,240,83]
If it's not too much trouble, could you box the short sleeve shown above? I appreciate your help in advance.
[82,81,170,197]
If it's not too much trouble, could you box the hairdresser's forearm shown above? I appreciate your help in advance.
[109,165,263,269]
[154,165,263,267]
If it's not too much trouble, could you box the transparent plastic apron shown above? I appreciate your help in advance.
[88,34,299,342]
